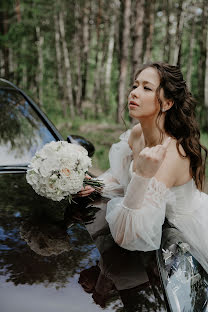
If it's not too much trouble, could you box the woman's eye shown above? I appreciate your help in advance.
[132,85,137,89]
[144,86,151,91]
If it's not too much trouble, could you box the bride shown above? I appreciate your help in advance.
[78,62,208,273]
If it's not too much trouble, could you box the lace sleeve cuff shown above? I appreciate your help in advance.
[123,172,169,210]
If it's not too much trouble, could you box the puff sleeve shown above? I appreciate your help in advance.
[105,172,176,251]
[98,129,133,199]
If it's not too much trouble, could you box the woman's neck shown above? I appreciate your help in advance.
[139,117,167,147]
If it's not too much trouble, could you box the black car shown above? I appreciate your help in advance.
[0,79,208,312]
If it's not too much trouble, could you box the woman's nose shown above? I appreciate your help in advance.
[131,87,140,98]
[131,91,137,98]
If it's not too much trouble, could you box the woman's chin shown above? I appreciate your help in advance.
[129,110,140,119]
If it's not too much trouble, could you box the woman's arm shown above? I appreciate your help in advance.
[106,138,179,251]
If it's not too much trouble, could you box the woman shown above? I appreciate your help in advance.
[78,62,208,273]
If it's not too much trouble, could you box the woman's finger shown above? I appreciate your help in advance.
[79,191,94,197]
[81,189,94,195]
[85,174,92,179]
[78,186,95,196]
[84,185,92,190]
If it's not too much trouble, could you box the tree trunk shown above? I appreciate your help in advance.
[143,0,155,63]
[8,47,13,77]
[205,27,208,108]
[15,0,21,22]
[173,0,186,66]
[132,0,145,78]
[82,1,90,102]
[0,50,4,76]
[99,17,111,111]
[186,15,196,90]
[204,20,208,129]
[59,10,75,118]
[198,0,208,106]
[104,14,116,115]
[163,0,171,62]
[117,0,131,123]
[54,13,67,118]
[36,26,44,107]
[1,11,9,78]
[21,38,28,89]
[74,2,83,116]
[92,0,103,118]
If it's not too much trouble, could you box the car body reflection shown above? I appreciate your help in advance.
[81,197,168,311]
[0,173,123,311]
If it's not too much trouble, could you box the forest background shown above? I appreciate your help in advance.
[0,0,208,178]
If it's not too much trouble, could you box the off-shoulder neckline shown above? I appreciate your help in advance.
[171,178,194,189]
[130,160,193,189]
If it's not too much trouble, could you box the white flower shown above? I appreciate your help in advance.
[26,141,92,201]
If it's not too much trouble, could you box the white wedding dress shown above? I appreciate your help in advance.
[98,129,208,273]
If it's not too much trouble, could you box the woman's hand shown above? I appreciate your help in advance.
[77,174,95,197]
[134,137,172,178]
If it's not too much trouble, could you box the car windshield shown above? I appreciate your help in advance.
[0,89,57,166]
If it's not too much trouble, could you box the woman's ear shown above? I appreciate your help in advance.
[163,99,174,112]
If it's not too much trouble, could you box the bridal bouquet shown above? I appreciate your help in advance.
[26,141,104,202]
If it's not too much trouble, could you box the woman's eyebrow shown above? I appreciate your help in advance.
[134,79,156,87]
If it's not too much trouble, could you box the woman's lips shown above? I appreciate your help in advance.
[129,101,139,108]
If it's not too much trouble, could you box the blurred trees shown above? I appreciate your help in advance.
[0,0,208,129]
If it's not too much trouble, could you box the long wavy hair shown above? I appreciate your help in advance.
[134,62,207,191]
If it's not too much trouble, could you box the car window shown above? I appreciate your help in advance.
[0,89,57,166]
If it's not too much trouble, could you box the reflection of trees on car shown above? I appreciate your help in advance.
[19,220,72,256]
[0,90,35,147]
[0,224,97,288]
[0,174,99,288]
[0,90,55,163]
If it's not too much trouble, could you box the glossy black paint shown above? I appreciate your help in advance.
[0,172,168,311]
[0,173,111,311]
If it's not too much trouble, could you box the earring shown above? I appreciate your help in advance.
[162,108,166,112]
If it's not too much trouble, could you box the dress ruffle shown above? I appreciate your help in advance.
[98,129,133,198]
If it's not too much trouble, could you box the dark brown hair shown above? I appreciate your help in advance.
[134,62,207,191]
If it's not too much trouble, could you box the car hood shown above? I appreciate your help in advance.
[0,173,167,311]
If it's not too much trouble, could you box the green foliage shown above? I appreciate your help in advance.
[1,0,208,176]
[57,117,129,173]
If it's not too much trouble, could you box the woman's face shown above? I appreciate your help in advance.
[128,67,162,120]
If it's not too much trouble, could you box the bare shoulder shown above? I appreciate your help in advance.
[168,138,187,157]
[155,138,191,187]
[128,123,142,149]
